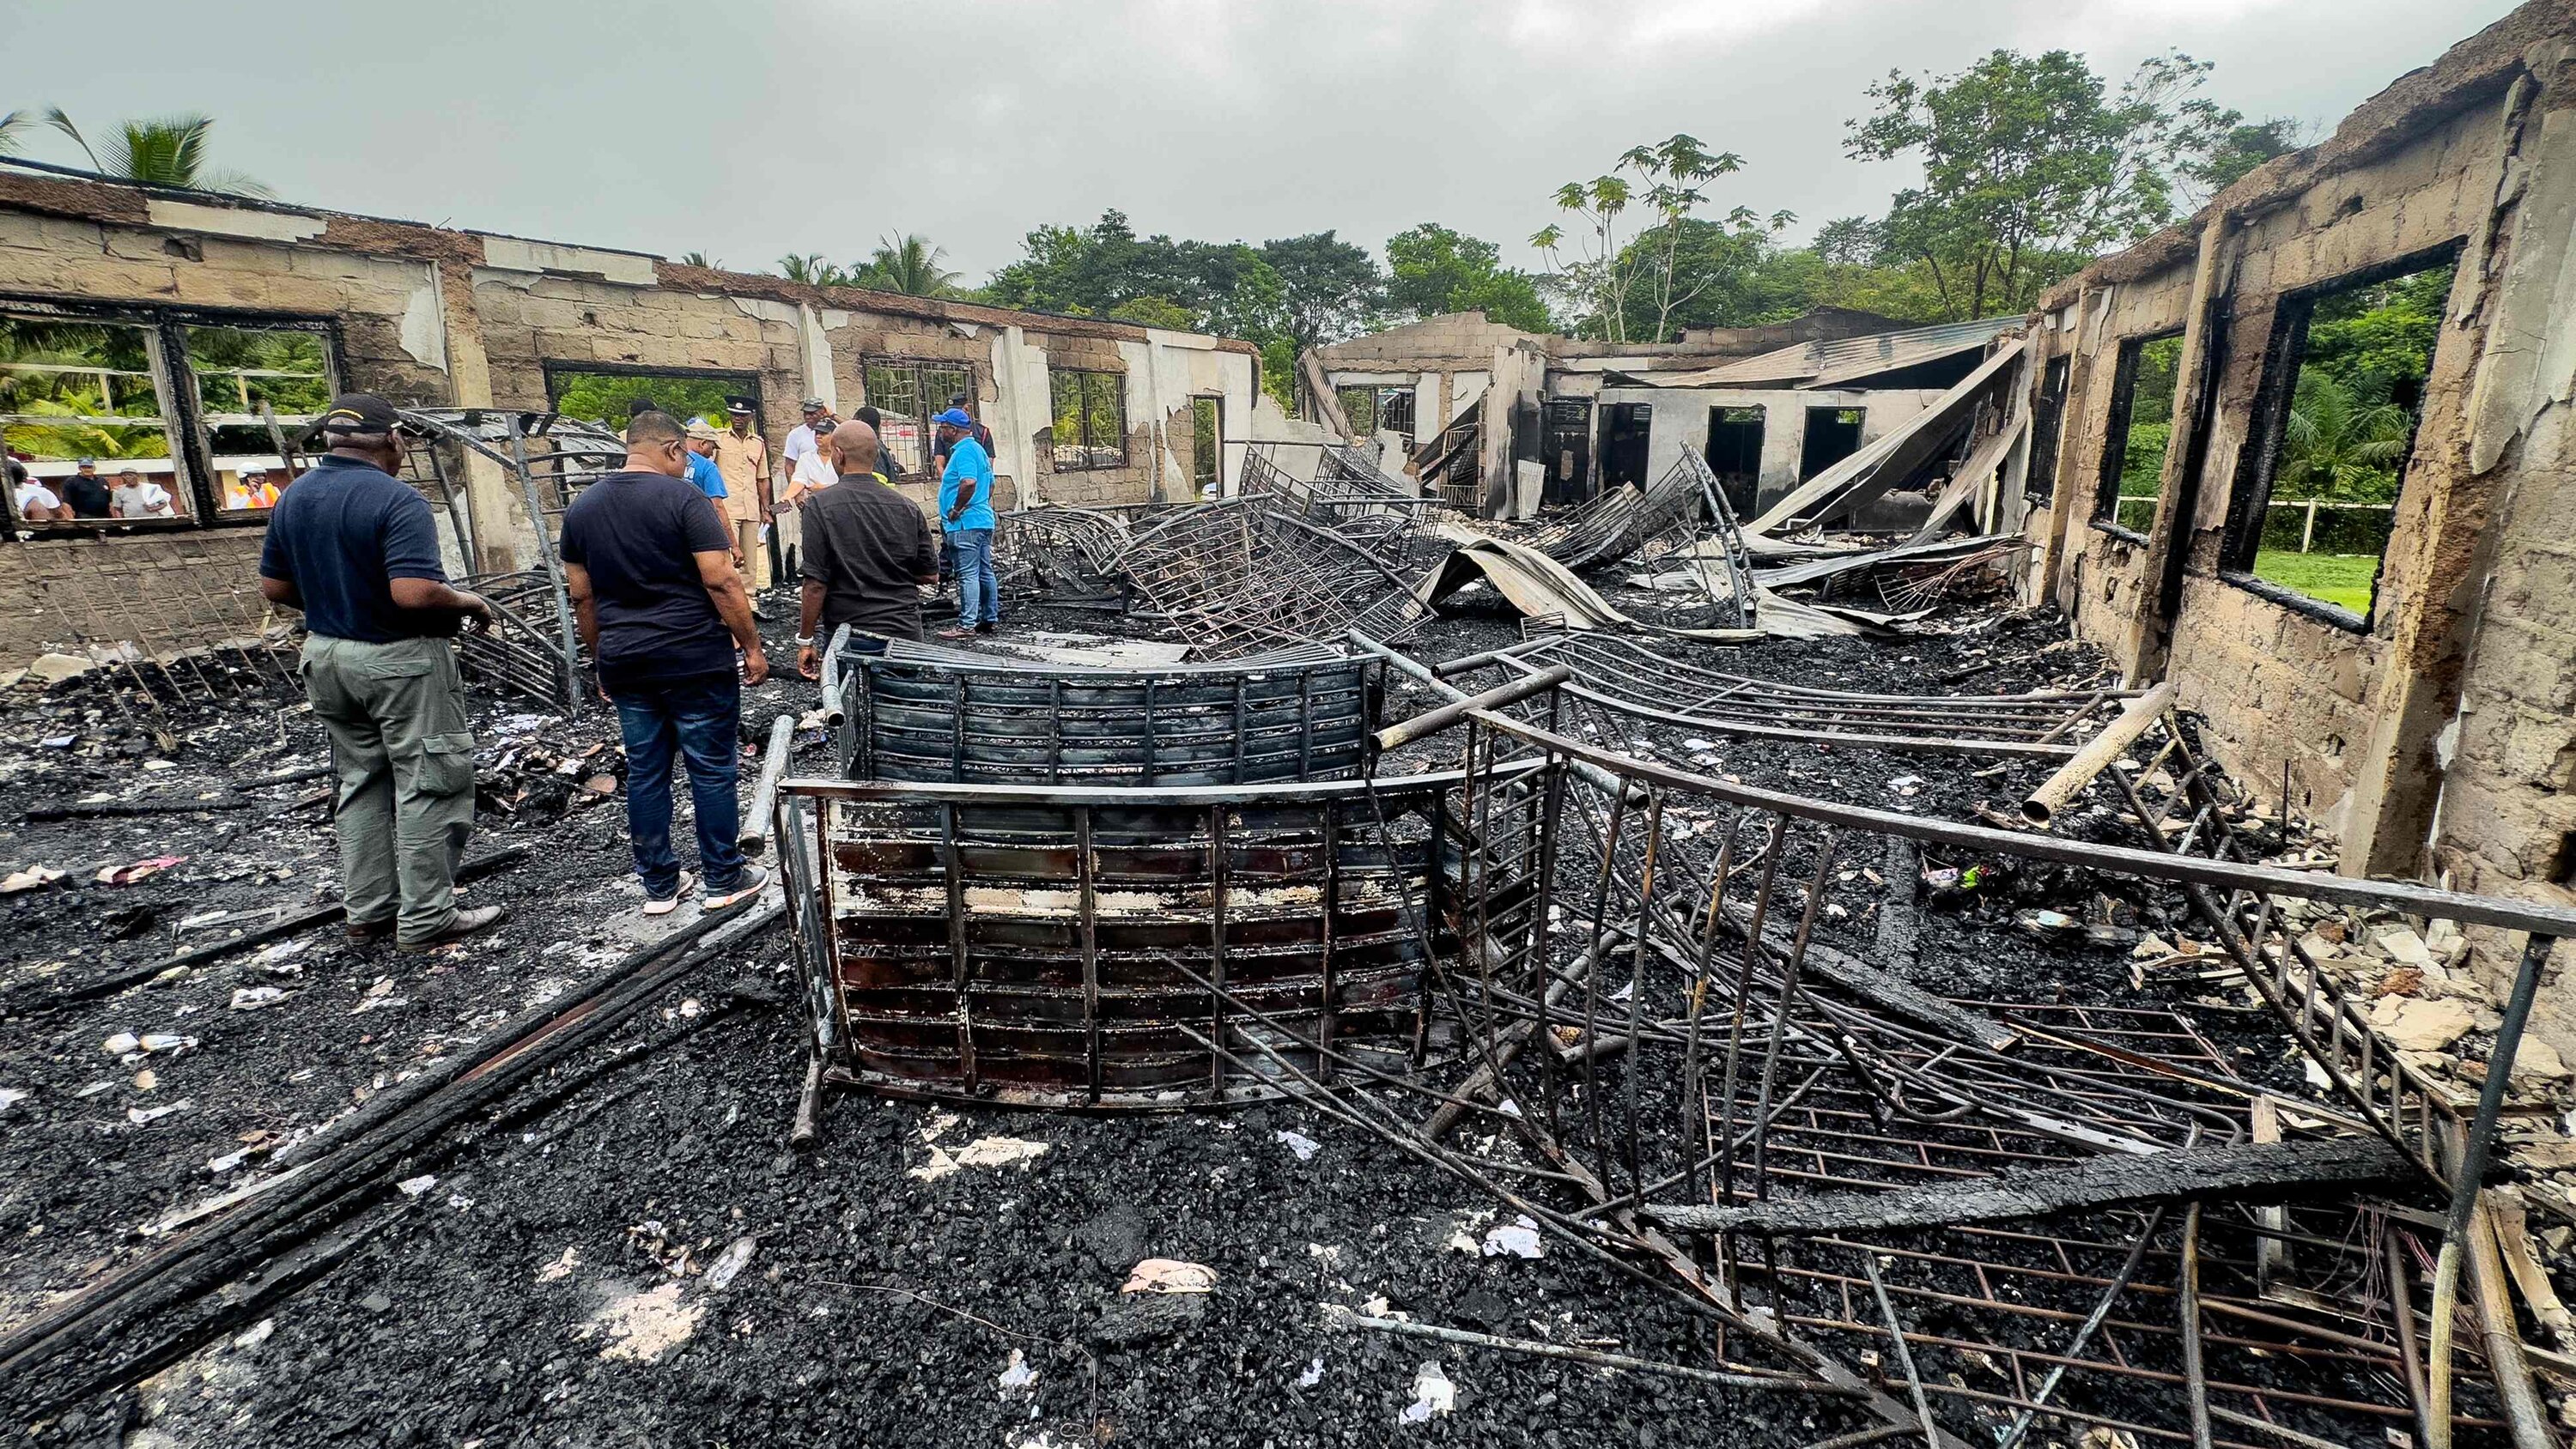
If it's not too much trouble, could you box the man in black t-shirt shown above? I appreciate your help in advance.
[558,411,771,917]
[60,459,112,519]
[797,420,939,675]
[258,394,503,953]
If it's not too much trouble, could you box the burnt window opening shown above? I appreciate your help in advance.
[546,365,754,435]
[2552,831,2576,889]
[1190,396,1221,496]
[2026,355,2071,507]
[186,323,335,513]
[1050,368,1127,472]
[2092,330,2185,539]
[863,359,975,476]
[1704,405,1765,516]
[1799,406,1864,482]
[4,301,342,530]
[2219,242,2461,631]
[1336,385,1416,451]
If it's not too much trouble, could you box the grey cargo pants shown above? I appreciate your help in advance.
[298,634,477,946]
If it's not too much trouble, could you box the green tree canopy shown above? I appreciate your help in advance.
[854,233,963,298]
[1385,223,1551,332]
[42,108,270,197]
[1257,231,1383,352]
[1532,134,1774,342]
[1843,50,2239,318]
[984,210,1374,410]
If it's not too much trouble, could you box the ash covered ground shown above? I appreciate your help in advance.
[0,577,2318,1449]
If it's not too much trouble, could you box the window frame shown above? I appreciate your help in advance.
[2089,326,2186,544]
[185,318,341,518]
[2215,239,2463,634]
[1048,367,1128,473]
[860,356,975,477]
[2,294,341,533]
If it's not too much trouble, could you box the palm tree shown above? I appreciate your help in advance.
[2276,373,2411,501]
[777,252,858,288]
[43,108,271,197]
[854,233,962,298]
[679,251,723,270]
[0,110,31,156]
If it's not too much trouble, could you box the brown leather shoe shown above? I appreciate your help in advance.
[344,918,396,946]
[397,905,509,954]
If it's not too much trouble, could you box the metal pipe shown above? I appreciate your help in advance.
[1374,667,1571,752]
[738,712,796,856]
[2021,681,2178,824]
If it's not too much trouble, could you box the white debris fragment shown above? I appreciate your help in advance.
[1277,1130,1321,1162]
[537,1246,581,1283]
[909,1134,1050,1182]
[1121,1258,1217,1295]
[353,977,410,1014]
[206,1148,251,1173]
[139,1033,195,1053]
[102,1032,141,1055]
[701,1236,758,1293]
[2376,930,2436,967]
[397,1174,438,1197]
[997,1347,1040,1394]
[126,1099,192,1125]
[591,1281,702,1362]
[233,1319,275,1350]
[229,986,286,1011]
[2370,996,2475,1052]
[1481,1216,1546,1259]
[255,939,310,966]
[1297,1355,1325,1387]
[0,1087,26,1113]
[1400,1361,1457,1422]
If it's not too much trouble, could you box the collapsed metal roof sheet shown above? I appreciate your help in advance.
[1636,315,2026,390]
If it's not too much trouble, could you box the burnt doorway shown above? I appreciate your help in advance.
[1703,405,1765,515]
[1598,403,1653,494]
[2026,355,2069,507]
[1541,398,1595,506]
[1800,406,1865,481]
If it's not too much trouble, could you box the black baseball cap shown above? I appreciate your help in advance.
[318,394,403,436]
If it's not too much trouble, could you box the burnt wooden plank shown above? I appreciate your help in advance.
[1640,1136,2416,1237]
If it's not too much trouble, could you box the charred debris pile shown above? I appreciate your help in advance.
[4,458,2576,1449]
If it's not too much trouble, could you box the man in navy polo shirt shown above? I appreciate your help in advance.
[558,410,771,917]
[258,394,507,953]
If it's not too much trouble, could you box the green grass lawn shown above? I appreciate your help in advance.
[2253,549,2378,615]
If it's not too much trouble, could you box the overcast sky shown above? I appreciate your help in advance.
[9,0,2519,283]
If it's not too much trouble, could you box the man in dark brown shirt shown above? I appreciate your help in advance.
[796,419,939,677]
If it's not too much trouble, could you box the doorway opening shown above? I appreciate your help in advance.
[1800,406,1865,481]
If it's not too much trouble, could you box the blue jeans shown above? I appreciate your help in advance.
[951,527,999,628]
[612,672,747,899]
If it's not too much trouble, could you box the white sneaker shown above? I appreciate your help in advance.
[701,864,769,912]
[644,870,697,918]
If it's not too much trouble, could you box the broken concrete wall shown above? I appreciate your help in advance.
[2015,2,2576,1049]
[1594,384,1946,515]
[0,173,1256,666]
[0,188,460,664]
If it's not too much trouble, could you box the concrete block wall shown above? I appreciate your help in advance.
[2035,78,2506,841]
[2014,5,2576,1046]
[0,530,268,665]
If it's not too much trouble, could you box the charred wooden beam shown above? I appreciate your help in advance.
[1640,1135,2416,1238]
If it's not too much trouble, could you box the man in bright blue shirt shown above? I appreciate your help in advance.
[934,407,999,636]
[683,423,729,500]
